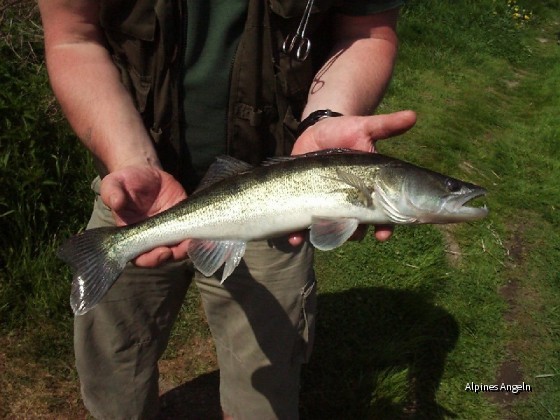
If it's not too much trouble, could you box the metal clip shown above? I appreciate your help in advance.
[281,0,315,61]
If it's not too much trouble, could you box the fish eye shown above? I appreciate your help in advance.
[445,178,462,192]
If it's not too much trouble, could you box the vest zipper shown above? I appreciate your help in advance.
[177,0,200,191]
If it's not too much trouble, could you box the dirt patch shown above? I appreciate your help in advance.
[506,230,525,266]
[484,280,531,412]
[0,329,220,419]
[487,360,529,407]
[159,336,218,393]
[437,225,463,267]
[499,279,520,323]
[0,334,87,419]
[486,221,541,414]
[158,336,221,418]
[159,371,221,420]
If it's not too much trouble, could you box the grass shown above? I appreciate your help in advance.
[0,2,94,328]
[1,0,559,418]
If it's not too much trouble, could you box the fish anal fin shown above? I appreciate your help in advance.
[309,217,359,251]
[187,239,247,282]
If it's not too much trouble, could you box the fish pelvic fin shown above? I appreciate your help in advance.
[310,217,360,251]
[187,239,247,283]
[57,227,126,316]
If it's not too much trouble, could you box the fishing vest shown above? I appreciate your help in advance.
[98,0,338,191]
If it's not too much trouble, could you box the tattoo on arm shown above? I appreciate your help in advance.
[310,49,345,95]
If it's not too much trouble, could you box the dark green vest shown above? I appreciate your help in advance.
[98,0,337,191]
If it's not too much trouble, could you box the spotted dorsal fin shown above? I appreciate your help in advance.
[195,156,253,192]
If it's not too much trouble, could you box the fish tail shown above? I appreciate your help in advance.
[57,227,126,316]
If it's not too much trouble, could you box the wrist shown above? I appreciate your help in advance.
[108,158,161,173]
[105,149,162,173]
[296,109,343,138]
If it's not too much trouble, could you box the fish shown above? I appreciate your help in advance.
[58,149,488,315]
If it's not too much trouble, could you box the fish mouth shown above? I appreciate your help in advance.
[445,188,489,221]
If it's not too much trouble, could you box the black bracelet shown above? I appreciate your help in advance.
[296,109,343,138]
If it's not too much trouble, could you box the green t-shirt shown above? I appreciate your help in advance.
[182,0,248,176]
[182,0,404,175]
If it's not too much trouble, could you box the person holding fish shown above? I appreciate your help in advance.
[39,1,418,418]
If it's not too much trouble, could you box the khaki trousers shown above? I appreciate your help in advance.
[74,178,317,419]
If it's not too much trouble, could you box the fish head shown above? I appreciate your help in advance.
[375,163,489,224]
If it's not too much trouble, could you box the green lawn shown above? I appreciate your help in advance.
[1,0,559,418]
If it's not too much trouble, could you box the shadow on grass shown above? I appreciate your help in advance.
[300,286,459,419]
[158,286,459,419]
[158,370,221,420]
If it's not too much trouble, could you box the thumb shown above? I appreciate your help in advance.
[366,110,417,142]
[99,176,127,211]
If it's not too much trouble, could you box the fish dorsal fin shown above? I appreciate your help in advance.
[295,148,364,158]
[261,156,296,166]
[261,148,365,166]
[309,217,360,251]
[196,156,253,192]
[187,239,247,283]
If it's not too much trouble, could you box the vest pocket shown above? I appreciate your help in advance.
[292,277,317,363]
[111,54,152,114]
[99,0,156,41]
[99,1,158,113]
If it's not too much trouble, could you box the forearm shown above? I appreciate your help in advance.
[291,7,415,156]
[39,0,160,173]
[302,10,399,118]
[46,45,160,172]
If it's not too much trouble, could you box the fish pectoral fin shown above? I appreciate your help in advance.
[323,169,374,208]
[309,217,360,251]
[187,239,247,283]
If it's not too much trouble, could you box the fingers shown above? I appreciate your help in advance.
[373,225,393,241]
[133,240,191,267]
[288,224,392,250]
[133,247,173,267]
[133,239,191,267]
[171,240,191,261]
[288,231,306,247]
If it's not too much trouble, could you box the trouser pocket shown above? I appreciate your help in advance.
[294,276,317,363]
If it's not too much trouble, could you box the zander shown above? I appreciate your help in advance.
[59,149,488,315]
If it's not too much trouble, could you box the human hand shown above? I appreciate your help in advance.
[100,166,190,267]
[291,110,417,154]
[288,110,417,246]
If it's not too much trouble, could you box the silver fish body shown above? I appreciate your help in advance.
[59,149,488,315]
